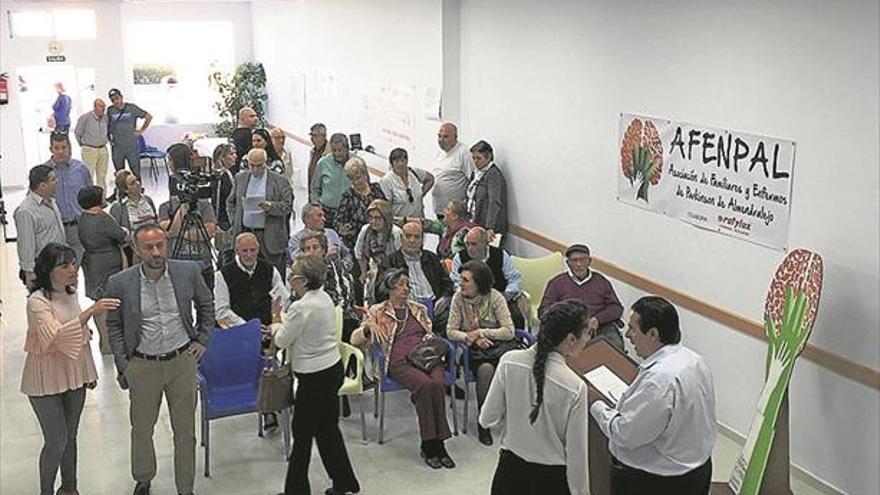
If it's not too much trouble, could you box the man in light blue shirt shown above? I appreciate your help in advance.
[45,132,92,261]
[309,133,351,230]
[590,296,716,495]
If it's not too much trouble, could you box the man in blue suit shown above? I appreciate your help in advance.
[106,223,214,495]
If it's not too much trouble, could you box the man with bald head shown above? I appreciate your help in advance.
[228,148,294,277]
[450,226,525,328]
[231,106,260,173]
[214,231,288,431]
[214,232,289,329]
[388,221,454,335]
[432,122,475,218]
[74,98,110,188]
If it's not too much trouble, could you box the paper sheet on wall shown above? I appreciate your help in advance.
[423,86,442,121]
[584,365,629,405]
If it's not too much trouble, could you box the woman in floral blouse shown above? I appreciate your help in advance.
[335,157,386,249]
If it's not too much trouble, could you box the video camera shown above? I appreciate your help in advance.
[170,169,219,207]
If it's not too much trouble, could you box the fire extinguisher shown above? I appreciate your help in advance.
[0,73,9,105]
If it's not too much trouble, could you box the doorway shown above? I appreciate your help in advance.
[3,65,95,241]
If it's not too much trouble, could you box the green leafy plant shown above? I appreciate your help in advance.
[212,62,268,137]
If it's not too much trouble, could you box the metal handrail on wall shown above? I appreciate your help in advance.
[281,127,880,392]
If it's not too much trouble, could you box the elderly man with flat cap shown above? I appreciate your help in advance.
[538,244,625,350]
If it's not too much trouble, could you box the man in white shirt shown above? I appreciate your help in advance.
[590,296,716,495]
[431,123,475,218]
[214,232,288,431]
[214,232,288,329]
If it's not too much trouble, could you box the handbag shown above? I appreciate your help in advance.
[406,337,447,374]
[469,338,524,363]
[257,360,294,412]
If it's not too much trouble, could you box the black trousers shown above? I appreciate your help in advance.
[491,449,571,495]
[611,456,712,495]
[284,360,359,495]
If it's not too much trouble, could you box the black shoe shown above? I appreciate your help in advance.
[420,449,442,469]
[438,453,456,469]
[325,486,360,495]
[133,481,150,495]
[263,412,278,431]
[478,426,493,446]
[446,385,466,400]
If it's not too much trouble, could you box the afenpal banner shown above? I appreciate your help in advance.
[617,113,796,250]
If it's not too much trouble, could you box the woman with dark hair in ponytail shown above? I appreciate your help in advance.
[479,299,595,495]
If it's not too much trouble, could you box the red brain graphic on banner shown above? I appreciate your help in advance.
[621,118,663,202]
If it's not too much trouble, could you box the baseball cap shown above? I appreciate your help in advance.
[565,244,591,257]
[108,88,122,98]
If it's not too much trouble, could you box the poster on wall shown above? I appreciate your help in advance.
[352,79,416,150]
[617,113,796,251]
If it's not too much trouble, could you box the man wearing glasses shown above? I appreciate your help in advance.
[538,243,625,350]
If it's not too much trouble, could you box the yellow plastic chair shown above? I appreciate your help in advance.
[338,342,368,444]
[334,305,368,443]
[510,252,565,332]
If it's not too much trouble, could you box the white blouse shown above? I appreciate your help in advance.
[480,347,590,495]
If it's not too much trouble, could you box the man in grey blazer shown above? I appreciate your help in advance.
[106,223,214,495]
[227,148,293,276]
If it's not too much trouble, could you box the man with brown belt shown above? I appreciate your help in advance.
[106,223,214,495]
[73,98,110,190]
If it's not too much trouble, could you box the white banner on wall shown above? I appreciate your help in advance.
[617,113,796,251]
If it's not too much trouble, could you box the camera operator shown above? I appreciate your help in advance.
[161,143,218,289]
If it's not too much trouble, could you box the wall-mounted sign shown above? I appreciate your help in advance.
[617,113,796,251]
[46,55,66,63]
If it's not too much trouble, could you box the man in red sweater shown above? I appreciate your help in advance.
[538,244,625,350]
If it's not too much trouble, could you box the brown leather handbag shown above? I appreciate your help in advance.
[257,360,294,412]
[406,337,448,374]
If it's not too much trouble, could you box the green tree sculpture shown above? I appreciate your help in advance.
[212,62,268,138]
[729,249,823,494]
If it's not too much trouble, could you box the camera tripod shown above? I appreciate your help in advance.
[170,200,217,267]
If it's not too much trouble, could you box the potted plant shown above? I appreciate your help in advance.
[212,62,268,137]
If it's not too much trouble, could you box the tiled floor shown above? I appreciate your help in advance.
[0,192,827,494]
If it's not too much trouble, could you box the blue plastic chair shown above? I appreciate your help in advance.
[370,337,458,444]
[196,319,291,476]
[416,298,434,319]
[453,329,536,433]
[137,134,168,182]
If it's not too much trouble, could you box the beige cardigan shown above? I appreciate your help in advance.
[446,288,514,343]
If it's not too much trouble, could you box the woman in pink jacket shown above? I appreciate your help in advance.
[21,242,119,495]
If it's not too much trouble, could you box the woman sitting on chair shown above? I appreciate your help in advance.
[353,199,402,304]
[446,260,514,446]
[350,269,456,469]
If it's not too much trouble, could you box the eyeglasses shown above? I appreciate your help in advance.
[406,188,414,203]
